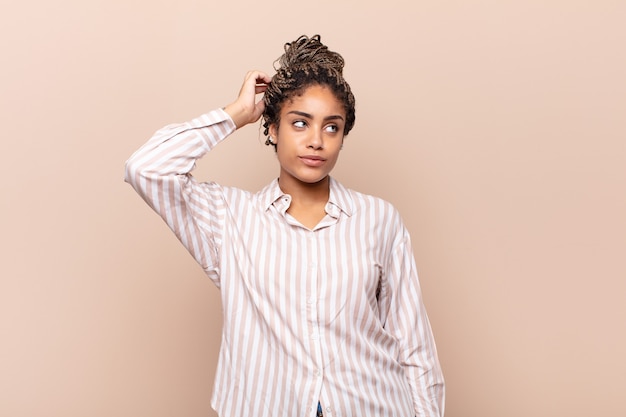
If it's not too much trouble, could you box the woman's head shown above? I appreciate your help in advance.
[263,35,356,149]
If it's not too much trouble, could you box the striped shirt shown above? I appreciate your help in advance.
[125,109,445,417]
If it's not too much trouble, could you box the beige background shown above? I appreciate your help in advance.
[1,1,624,416]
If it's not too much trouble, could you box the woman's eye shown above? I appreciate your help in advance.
[293,120,306,128]
[325,124,339,133]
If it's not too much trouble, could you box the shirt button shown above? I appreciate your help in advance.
[307,297,315,304]
[311,333,319,340]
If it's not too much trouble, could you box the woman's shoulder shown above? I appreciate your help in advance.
[195,180,255,207]
[333,179,404,225]
[350,188,398,212]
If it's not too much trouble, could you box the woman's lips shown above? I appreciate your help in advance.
[299,155,326,167]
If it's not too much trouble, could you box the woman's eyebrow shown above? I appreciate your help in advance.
[287,110,312,119]
[287,110,345,121]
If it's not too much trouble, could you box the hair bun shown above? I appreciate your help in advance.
[277,35,345,74]
[263,34,356,143]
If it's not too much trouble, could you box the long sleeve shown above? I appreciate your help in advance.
[381,225,445,417]
[124,109,237,285]
[125,111,444,416]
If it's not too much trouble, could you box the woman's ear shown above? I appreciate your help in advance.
[268,124,278,144]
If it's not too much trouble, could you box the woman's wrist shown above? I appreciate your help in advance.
[223,102,248,130]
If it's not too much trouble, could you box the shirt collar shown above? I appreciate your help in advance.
[258,176,354,217]
[327,176,354,217]
[258,179,287,211]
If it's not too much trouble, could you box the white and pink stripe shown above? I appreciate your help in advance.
[125,109,444,417]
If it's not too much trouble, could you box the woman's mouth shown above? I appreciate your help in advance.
[299,155,326,167]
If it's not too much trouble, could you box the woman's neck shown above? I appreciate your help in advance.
[278,175,330,229]
[278,175,330,205]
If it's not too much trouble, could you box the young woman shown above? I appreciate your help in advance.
[125,35,444,417]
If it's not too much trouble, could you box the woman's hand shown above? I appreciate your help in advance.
[224,70,271,129]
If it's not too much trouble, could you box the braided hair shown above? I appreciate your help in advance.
[262,35,356,149]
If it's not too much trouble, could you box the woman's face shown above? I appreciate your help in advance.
[270,84,346,189]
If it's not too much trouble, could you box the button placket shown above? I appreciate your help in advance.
[305,229,324,410]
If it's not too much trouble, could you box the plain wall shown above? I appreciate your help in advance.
[1,1,624,416]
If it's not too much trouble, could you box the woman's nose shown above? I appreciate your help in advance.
[307,129,324,149]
